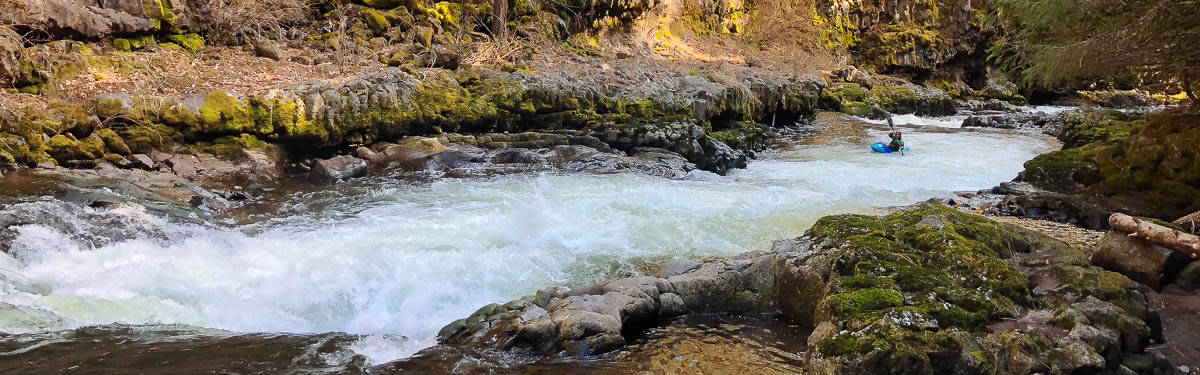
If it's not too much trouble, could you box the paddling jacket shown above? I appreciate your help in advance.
[888,132,904,150]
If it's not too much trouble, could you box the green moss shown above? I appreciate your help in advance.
[113,39,132,52]
[47,135,94,161]
[197,90,256,134]
[96,97,129,119]
[103,153,127,165]
[427,2,461,30]
[197,133,266,159]
[710,120,766,150]
[167,33,205,53]
[363,8,391,35]
[143,0,177,32]
[117,123,182,153]
[802,203,1042,361]
[827,288,903,319]
[95,128,131,155]
[861,23,949,70]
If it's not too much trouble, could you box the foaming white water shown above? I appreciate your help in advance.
[857,113,972,128]
[855,105,1079,128]
[0,120,1058,364]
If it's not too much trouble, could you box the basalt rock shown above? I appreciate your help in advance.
[309,155,368,182]
[961,111,1073,137]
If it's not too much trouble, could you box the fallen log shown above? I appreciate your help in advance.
[1174,210,1200,234]
[1110,213,1200,259]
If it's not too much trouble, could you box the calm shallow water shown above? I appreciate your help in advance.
[0,112,1059,369]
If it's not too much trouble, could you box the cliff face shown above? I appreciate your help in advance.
[816,0,1000,89]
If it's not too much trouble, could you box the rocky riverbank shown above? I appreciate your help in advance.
[390,202,1176,373]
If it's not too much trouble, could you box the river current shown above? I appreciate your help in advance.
[0,111,1061,370]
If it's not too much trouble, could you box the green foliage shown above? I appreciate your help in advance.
[994,0,1200,100]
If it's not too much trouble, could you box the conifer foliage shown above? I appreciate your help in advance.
[994,0,1200,104]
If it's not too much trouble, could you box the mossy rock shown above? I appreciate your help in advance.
[196,90,261,135]
[196,133,267,159]
[47,135,96,161]
[363,8,391,35]
[710,120,766,150]
[143,0,177,32]
[1027,110,1200,219]
[112,39,132,52]
[47,102,97,138]
[792,202,1154,372]
[95,128,132,155]
[117,123,182,153]
[167,33,205,53]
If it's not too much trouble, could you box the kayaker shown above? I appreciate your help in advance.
[887,131,904,152]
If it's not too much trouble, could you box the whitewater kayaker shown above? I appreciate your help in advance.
[887,131,904,152]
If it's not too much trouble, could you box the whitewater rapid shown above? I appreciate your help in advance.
[0,113,1059,364]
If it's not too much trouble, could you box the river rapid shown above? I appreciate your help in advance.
[0,111,1061,372]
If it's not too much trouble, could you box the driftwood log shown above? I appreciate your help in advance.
[1174,210,1200,234]
[1110,213,1200,259]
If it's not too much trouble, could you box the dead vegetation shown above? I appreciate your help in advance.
[203,0,318,44]
[462,35,526,66]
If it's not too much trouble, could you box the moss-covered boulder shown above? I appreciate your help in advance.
[47,134,98,161]
[167,33,204,53]
[778,203,1162,373]
[1021,110,1200,221]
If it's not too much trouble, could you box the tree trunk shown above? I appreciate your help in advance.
[493,0,508,37]
[1174,210,1200,235]
[1110,213,1200,259]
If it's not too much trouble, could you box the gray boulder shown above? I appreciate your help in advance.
[309,155,368,182]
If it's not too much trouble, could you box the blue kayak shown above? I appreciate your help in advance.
[872,142,911,153]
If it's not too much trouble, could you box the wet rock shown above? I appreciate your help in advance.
[128,154,155,169]
[309,155,368,182]
[667,254,776,313]
[253,41,283,61]
[489,149,542,164]
[1173,262,1200,292]
[1092,231,1192,290]
[961,111,1072,137]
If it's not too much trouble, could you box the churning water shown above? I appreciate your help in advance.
[0,113,1059,365]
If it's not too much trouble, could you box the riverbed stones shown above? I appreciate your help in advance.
[309,155,368,182]
[1092,231,1192,290]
